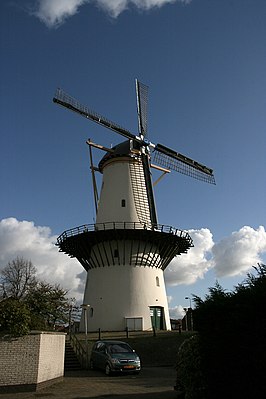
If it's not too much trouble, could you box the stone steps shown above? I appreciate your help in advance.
[64,340,82,370]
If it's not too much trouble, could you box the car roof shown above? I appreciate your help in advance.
[95,340,129,345]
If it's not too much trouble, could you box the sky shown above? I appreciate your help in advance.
[1,0,266,319]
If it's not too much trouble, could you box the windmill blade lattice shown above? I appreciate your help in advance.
[135,79,157,224]
[153,143,216,185]
[136,80,148,138]
[53,88,137,141]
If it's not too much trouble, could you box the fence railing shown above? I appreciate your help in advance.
[57,221,192,246]
[69,333,88,369]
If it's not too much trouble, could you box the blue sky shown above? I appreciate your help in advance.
[1,0,266,318]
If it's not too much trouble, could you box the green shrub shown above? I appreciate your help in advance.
[192,264,266,398]
[176,334,206,399]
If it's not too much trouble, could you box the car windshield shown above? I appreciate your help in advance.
[108,343,133,354]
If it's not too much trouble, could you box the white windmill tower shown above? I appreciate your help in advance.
[53,80,215,331]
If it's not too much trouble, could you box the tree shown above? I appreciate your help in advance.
[0,298,31,336]
[0,257,37,299]
[193,280,229,307]
[25,281,70,330]
[0,257,74,336]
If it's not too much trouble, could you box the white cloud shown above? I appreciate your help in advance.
[169,305,185,319]
[0,218,85,301]
[164,225,266,292]
[212,226,266,278]
[95,0,128,18]
[164,228,214,286]
[32,0,192,28]
[168,295,185,318]
[1,218,265,307]
[33,0,90,28]
[95,0,187,18]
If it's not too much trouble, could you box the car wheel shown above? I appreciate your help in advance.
[105,363,112,376]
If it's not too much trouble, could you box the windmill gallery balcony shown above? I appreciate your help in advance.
[57,222,193,272]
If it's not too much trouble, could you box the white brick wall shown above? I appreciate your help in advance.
[0,332,66,390]
[37,333,65,383]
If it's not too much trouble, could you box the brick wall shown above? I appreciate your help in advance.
[37,333,65,383]
[0,332,66,392]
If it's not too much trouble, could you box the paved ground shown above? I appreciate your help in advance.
[2,367,178,399]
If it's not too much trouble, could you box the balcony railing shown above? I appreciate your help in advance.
[57,221,192,246]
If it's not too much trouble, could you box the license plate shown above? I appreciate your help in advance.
[123,365,135,369]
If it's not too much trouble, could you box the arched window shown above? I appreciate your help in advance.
[156,276,160,287]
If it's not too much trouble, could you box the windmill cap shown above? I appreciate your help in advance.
[98,140,141,172]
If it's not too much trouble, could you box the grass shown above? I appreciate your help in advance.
[75,330,194,367]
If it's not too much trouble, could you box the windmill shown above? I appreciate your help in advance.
[53,80,215,331]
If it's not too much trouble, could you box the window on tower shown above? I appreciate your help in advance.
[156,276,160,287]
[121,199,126,207]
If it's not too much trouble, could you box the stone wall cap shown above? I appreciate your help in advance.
[29,331,67,335]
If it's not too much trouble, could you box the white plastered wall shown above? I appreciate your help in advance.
[83,264,171,331]
[96,157,150,225]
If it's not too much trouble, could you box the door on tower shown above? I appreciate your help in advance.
[150,306,164,330]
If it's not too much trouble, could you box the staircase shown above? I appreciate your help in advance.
[64,340,82,371]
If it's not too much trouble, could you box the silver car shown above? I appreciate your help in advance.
[90,340,141,375]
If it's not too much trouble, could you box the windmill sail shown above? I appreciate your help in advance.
[53,88,136,141]
[153,143,216,185]
[136,80,157,225]
[136,80,148,138]
[141,153,158,225]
